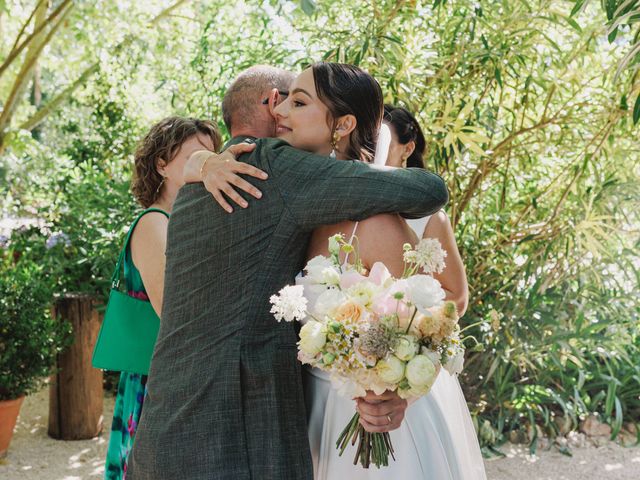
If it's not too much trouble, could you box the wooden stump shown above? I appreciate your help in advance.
[48,294,104,440]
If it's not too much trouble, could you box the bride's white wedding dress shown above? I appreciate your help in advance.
[300,216,487,479]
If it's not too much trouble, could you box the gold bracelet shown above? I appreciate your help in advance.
[199,154,212,180]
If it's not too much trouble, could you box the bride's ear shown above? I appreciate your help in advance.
[335,114,357,138]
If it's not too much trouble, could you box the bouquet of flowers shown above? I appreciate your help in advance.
[269,234,465,469]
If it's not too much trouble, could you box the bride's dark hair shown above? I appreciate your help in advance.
[311,62,383,163]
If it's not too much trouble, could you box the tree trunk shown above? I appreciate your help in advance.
[48,294,103,440]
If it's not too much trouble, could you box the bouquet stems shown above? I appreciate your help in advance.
[336,412,396,469]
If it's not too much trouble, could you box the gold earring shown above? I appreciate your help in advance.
[155,176,166,195]
[330,130,341,158]
[331,131,340,150]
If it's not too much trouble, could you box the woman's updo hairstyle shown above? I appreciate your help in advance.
[383,104,426,169]
[312,62,383,163]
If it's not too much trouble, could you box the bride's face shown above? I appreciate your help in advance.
[273,68,333,156]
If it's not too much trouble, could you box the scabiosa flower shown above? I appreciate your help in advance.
[358,322,395,359]
[46,232,71,249]
[270,285,308,322]
[0,234,8,249]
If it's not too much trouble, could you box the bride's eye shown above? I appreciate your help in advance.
[293,100,305,107]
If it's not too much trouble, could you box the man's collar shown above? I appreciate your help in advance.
[224,136,257,149]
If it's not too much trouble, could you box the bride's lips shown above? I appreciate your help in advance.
[276,124,292,135]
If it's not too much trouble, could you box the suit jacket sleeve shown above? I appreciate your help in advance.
[262,139,449,231]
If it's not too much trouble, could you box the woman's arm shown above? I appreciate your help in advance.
[183,143,267,213]
[423,211,469,316]
[130,212,170,317]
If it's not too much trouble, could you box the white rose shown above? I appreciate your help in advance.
[406,275,445,314]
[375,355,406,384]
[313,288,346,318]
[305,255,340,285]
[444,349,465,375]
[393,334,419,361]
[298,320,326,356]
[405,354,437,389]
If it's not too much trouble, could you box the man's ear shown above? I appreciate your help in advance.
[335,114,357,138]
[267,88,281,118]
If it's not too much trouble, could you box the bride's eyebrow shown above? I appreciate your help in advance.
[291,88,312,99]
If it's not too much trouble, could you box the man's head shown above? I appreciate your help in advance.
[222,65,295,138]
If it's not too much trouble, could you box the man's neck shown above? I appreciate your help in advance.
[230,128,261,139]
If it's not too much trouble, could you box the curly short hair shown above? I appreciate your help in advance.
[132,116,221,207]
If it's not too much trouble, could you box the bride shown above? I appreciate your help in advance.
[197,62,486,479]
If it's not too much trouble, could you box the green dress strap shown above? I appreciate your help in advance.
[122,208,170,294]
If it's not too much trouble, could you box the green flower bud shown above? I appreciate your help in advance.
[322,352,336,365]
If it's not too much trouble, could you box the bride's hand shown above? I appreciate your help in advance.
[355,390,408,433]
[183,142,267,213]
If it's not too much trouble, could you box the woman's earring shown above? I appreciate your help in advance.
[330,130,340,158]
[155,176,166,195]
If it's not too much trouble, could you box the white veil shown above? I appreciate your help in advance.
[372,123,392,166]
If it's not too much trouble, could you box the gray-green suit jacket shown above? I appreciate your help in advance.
[127,137,449,480]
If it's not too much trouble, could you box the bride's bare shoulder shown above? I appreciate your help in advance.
[359,214,417,243]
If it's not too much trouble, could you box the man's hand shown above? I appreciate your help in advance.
[356,390,408,433]
[183,142,267,213]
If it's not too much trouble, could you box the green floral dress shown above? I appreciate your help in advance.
[104,209,168,480]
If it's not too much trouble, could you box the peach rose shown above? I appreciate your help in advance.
[334,301,365,323]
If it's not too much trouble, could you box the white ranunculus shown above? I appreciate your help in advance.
[298,320,326,356]
[405,354,437,389]
[375,355,406,384]
[393,334,419,361]
[346,280,382,308]
[444,348,465,375]
[295,275,326,312]
[406,275,445,314]
[313,288,347,318]
[305,255,340,285]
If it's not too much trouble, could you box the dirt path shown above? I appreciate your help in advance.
[1,389,638,479]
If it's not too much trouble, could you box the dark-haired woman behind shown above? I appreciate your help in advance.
[383,104,468,314]
[383,104,483,479]
[104,117,221,480]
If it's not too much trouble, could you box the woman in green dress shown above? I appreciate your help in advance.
[104,117,222,480]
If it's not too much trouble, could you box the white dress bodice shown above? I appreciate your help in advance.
[301,214,487,479]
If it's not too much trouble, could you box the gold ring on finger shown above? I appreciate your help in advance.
[386,414,392,424]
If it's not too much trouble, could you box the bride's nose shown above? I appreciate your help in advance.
[273,98,289,118]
